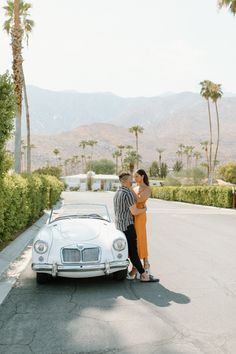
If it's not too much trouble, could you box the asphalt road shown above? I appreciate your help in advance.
[0,191,235,354]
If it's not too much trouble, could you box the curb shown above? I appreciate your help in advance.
[0,212,49,280]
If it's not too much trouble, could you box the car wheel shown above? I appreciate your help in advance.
[36,272,51,284]
[112,269,127,281]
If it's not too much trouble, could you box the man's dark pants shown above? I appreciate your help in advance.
[124,224,145,274]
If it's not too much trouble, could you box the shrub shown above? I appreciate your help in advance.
[0,174,64,247]
[151,185,233,208]
[218,163,236,184]
[33,165,62,179]
[0,72,15,176]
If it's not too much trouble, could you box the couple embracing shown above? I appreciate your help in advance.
[113,169,159,282]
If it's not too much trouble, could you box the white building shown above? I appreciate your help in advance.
[62,171,119,191]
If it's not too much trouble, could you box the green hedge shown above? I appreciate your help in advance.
[151,186,233,208]
[0,173,64,246]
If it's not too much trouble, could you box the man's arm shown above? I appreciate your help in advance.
[129,204,146,216]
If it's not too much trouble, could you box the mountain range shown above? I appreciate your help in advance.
[14,86,236,170]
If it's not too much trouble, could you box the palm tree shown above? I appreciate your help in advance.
[4,0,34,173]
[129,125,144,168]
[177,144,185,162]
[210,83,223,172]
[156,148,165,167]
[183,145,194,169]
[53,148,60,164]
[188,145,195,168]
[87,140,97,161]
[117,145,125,169]
[193,151,202,167]
[81,154,86,173]
[200,80,214,184]
[5,0,24,173]
[112,150,121,175]
[218,0,236,14]
[124,150,141,175]
[79,140,89,172]
[200,141,210,178]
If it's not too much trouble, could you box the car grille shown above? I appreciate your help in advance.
[62,248,81,263]
[82,248,100,262]
[62,247,100,263]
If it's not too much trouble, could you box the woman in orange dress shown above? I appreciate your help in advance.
[132,169,151,274]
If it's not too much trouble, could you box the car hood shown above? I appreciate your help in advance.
[50,218,109,242]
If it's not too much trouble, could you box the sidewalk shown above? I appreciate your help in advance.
[0,212,49,304]
[0,213,49,279]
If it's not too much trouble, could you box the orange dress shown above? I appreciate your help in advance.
[134,190,148,259]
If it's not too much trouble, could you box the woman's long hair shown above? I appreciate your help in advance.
[136,169,149,186]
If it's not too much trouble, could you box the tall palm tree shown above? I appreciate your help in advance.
[156,148,165,167]
[193,151,202,167]
[87,139,97,161]
[117,145,125,169]
[53,148,60,165]
[4,0,34,173]
[79,140,89,172]
[200,80,214,184]
[200,141,210,178]
[210,83,223,172]
[81,154,86,173]
[112,150,121,175]
[188,145,195,168]
[177,143,185,162]
[5,0,24,173]
[218,0,236,14]
[129,125,144,168]
[183,146,191,169]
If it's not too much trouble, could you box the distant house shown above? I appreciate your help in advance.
[62,172,162,191]
[62,171,119,191]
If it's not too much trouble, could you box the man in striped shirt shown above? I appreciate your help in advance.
[114,172,158,282]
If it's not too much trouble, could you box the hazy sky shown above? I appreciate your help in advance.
[0,0,235,96]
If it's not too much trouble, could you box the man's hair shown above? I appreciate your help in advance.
[119,172,131,182]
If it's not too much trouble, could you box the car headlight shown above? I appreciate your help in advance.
[113,238,126,251]
[34,240,48,254]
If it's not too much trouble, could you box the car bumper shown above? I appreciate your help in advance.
[32,260,129,278]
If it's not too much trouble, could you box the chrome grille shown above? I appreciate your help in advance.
[62,248,81,263]
[62,247,100,263]
[82,248,100,262]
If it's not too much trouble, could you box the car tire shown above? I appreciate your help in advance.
[36,272,51,284]
[112,269,127,281]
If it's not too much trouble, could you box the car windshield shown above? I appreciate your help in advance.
[49,203,111,223]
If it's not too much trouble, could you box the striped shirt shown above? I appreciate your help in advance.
[113,186,135,231]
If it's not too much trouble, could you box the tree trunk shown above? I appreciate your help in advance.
[12,0,23,173]
[213,101,220,172]
[207,99,213,184]
[115,157,118,175]
[135,133,139,169]
[14,108,22,173]
[23,72,31,173]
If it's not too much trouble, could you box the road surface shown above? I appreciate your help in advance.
[0,191,235,354]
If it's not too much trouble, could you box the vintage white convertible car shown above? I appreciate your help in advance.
[32,203,129,283]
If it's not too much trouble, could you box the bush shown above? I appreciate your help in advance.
[33,165,62,179]
[151,185,233,208]
[0,72,15,176]
[218,163,236,184]
[0,173,64,247]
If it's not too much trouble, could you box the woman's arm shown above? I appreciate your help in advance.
[136,187,151,203]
